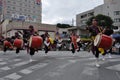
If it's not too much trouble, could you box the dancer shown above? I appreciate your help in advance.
[44,33,50,54]
[3,37,13,54]
[69,32,78,54]
[87,18,103,67]
[19,25,40,62]
[12,32,22,55]
[57,36,63,51]
[101,27,114,59]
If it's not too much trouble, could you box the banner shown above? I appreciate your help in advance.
[11,14,37,22]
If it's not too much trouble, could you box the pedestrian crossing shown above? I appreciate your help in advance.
[0,51,120,80]
[0,58,49,80]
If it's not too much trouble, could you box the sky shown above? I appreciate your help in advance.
[42,0,104,25]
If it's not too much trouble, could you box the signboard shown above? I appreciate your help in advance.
[11,14,37,22]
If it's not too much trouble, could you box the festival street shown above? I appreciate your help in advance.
[0,50,120,80]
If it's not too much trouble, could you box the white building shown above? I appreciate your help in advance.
[76,0,120,29]
[0,0,42,23]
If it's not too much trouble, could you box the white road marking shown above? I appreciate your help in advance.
[1,66,11,70]
[19,63,48,75]
[0,59,3,62]
[28,63,48,71]
[20,69,32,75]
[12,61,30,67]
[106,64,120,71]
[109,58,120,62]
[68,60,77,63]
[0,62,7,65]
[46,72,61,77]
[82,67,97,76]
[58,63,71,69]
[13,59,22,62]
[4,73,22,80]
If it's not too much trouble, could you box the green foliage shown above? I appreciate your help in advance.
[56,23,72,28]
[86,14,113,28]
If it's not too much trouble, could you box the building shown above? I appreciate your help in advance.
[76,0,120,29]
[1,20,57,39]
[0,0,42,23]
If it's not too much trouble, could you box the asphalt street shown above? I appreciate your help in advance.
[0,50,120,80]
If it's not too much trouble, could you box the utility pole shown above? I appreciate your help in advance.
[72,18,74,27]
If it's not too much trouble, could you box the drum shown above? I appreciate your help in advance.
[4,40,13,49]
[29,36,43,48]
[4,40,12,47]
[13,39,23,48]
[94,34,113,50]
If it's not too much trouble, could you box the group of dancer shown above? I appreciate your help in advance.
[0,19,117,66]
[0,25,53,62]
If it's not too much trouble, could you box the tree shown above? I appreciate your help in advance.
[86,14,113,29]
[56,23,72,28]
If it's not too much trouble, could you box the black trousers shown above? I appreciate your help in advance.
[44,45,49,53]
[92,46,99,58]
[3,46,7,52]
[16,48,20,54]
[30,48,35,56]
[71,43,75,53]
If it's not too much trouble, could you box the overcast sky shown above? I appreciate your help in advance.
[42,0,104,25]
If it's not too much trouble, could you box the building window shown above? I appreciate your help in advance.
[114,18,120,23]
[13,7,16,10]
[7,0,11,3]
[13,2,16,4]
[81,20,87,24]
[20,8,22,11]
[114,11,120,15]
[7,6,10,9]
[81,14,87,18]
[7,11,10,14]
[20,3,22,6]
[88,12,94,17]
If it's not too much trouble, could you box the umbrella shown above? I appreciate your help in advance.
[111,34,120,39]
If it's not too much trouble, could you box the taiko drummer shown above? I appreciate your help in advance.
[87,18,103,67]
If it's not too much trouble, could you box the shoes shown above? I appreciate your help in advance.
[95,58,100,67]
[95,63,100,67]
[108,54,112,58]
[29,59,33,62]
[102,56,105,61]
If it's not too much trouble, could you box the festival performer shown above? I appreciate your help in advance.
[28,25,42,61]
[76,36,82,52]
[69,32,78,54]
[0,36,4,51]
[3,37,13,54]
[86,18,103,67]
[101,27,114,59]
[19,25,42,61]
[44,34,50,54]
[57,36,63,51]
[12,32,23,55]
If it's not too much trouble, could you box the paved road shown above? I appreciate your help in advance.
[0,50,120,80]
